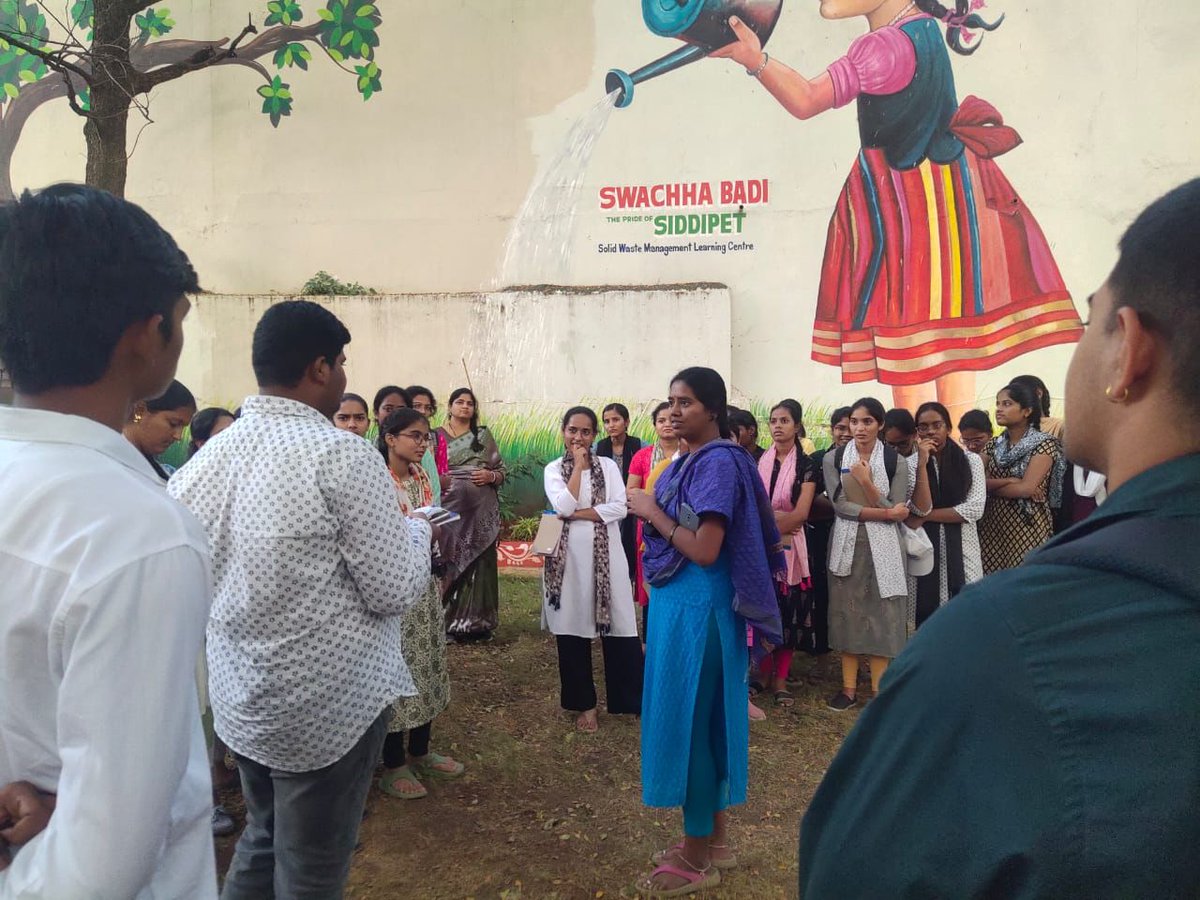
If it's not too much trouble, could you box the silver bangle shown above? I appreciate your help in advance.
[747,52,769,78]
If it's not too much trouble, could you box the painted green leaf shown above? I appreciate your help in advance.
[136,7,175,39]
[354,61,380,100]
[265,0,302,26]
[0,0,51,105]
[317,0,380,61]
[68,0,93,33]
[273,41,311,70]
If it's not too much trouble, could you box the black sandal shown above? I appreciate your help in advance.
[749,680,765,698]
[774,689,794,708]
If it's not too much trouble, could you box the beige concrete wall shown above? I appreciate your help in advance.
[176,286,733,410]
[12,1,1200,412]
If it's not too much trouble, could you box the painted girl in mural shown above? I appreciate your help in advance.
[712,0,1083,417]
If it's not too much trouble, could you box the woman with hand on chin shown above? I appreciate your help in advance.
[542,407,643,734]
[628,367,783,896]
[824,397,911,712]
[904,402,985,630]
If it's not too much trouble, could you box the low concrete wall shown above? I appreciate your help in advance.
[176,285,733,411]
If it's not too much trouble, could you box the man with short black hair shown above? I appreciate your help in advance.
[800,180,1200,897]
[170,299,434,899]
[0,184,216,896]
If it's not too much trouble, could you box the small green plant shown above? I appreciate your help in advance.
[498,454,543,524]
[507,515,542,542]
[301,270,378,296]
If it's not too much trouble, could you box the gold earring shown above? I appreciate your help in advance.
[1104,385,1130,403]
[133,413,143,423]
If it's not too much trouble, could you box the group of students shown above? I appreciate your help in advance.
[532,366,1104,893]
[538,372,1087,734]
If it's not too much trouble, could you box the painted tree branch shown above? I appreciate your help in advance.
[0,77,67,199]
[130,16,258,93]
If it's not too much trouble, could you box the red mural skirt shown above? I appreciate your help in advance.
[811,139,1083,387]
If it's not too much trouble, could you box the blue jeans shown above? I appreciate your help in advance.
[221,709,388,900]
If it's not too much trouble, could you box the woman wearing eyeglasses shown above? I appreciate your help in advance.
[376,408,464,799]
[903,402,985,631]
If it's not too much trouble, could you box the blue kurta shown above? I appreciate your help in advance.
[641,553,749,809]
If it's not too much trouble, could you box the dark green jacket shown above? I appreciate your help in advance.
[800,453,1200,899]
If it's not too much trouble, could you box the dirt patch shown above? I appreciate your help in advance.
[216,576,861,899]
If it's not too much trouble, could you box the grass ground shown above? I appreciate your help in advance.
[216,574,861,899]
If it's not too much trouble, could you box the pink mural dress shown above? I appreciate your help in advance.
[810,16,1083,386]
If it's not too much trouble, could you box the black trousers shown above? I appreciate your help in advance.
[804,523,832,655]
[555,634,644,714]
[381,721,432,768]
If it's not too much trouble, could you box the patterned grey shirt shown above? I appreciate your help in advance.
[169,395,432,772]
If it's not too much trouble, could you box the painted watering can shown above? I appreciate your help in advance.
[606,0,783,108]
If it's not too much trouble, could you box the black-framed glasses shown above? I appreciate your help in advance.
[916,422,947,434]
[396,430,430,444]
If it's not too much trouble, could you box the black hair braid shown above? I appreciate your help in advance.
[913,0,1004,55]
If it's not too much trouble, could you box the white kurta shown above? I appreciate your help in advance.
[541,455,639,639]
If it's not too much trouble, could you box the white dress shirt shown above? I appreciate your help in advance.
[540,456,638,639]
[169,395,432,772]
[0,407,216,899]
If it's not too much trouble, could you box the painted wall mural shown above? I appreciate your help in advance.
[0,0,383,199]
[603,0,1082,419]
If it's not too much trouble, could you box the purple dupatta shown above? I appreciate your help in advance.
[643,439,785,647]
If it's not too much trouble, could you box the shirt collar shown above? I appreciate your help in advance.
[1091,452,1200,520]
[239,394,335,426]
[0,405,164,485]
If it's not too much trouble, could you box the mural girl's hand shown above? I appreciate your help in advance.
[709,15,764,71]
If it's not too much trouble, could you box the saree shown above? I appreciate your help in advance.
[438,425,506,638]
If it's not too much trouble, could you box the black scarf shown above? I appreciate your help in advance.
[916,439,971,627]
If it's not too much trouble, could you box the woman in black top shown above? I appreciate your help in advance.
[596,402,643,586]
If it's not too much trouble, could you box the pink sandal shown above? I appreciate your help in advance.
[635,859,721,896]
[651,841,738,870]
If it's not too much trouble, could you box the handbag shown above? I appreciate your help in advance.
[901,524,935,577]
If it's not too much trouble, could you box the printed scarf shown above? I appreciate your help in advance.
[992,427,1066,519]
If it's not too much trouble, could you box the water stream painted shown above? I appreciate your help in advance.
[466,90,620,402]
